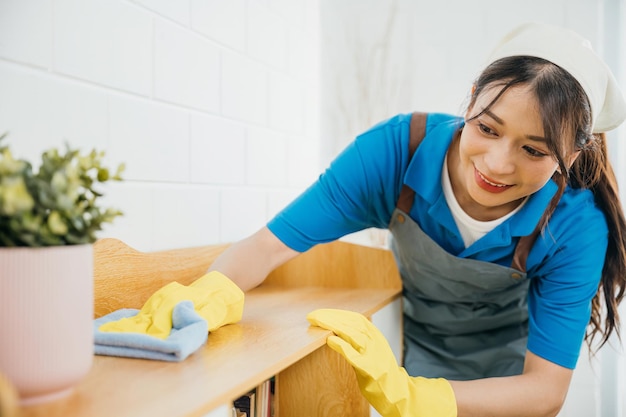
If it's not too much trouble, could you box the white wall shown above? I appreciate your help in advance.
[600,1,626,415]
[0,0,320,252]
[319,0,609,165]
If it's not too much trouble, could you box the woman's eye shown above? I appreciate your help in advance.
[478,123,496,136]
[523,145,548,158]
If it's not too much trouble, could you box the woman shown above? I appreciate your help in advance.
[103,22,626,416]
[209,22,626,416]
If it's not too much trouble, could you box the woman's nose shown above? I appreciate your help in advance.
[484,140,516,175]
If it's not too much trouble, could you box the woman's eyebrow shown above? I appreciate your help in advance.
[526,134,548,143]
[484,109,547,142]
[485,110,504,125]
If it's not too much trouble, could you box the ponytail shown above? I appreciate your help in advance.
[570,133,626,350]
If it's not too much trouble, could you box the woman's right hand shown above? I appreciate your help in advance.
[208,226,299,292]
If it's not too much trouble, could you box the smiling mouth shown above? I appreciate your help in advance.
[474,168,512,193]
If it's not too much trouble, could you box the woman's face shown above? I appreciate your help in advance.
[449,84,562,221]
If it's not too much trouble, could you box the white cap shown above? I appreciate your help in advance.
[487,22,626,133]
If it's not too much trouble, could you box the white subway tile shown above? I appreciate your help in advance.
[98,182,156,252]
[108,94,190,182]
[287,134,319,187]
[221,51,268,124]
[154,20,221,112]
[190,114,246,185]
[190,0,246,51]
[302,86,320,165]
[151,185,220,250]
[269,73,304,133]
[247,3,286,70]
[0,0,53,68]
[100,182,221,251]
[0,63,108,164]
[267,188,303,220]
[133,0,191,26]
[54,0,152,96]
[219,188,267,242]
[284,25,311,80]
[269,0,306,26]
[246,127,287,186]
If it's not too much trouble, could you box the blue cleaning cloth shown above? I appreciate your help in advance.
[94,300,208,362]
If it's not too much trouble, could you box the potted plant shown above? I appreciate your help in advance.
[0,133,124,406]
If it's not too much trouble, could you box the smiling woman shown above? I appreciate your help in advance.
[200,22,626,417]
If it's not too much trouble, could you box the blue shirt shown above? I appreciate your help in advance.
[268,112,608,369]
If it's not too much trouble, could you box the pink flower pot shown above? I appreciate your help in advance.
[0,244,94,406]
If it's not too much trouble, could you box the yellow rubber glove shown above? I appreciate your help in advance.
[99,271,244,339]
[307,309,457,417]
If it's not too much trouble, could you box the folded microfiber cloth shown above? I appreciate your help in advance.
[94,300,208,362]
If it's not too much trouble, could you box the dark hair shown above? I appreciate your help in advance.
[467,56,626,352]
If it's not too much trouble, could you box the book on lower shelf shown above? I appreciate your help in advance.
[232,391,254,417]
[232,377,274,417]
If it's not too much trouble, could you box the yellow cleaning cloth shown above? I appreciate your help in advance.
[99,271,244,339]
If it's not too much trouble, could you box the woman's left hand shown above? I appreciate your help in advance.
[307,308,457,417]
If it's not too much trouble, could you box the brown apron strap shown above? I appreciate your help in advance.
[511,227,540,272]
[397,112,427,213]
[409,111,428,155]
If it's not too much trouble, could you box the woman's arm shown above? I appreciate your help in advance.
[450,351,572,417]
[309,309,573,417]
[208,226,300,291]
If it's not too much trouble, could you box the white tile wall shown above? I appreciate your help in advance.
[286,134,319,187]
[134,0,191,26]
[221,50,269,125]
[246,126,287,186]
[99,182,155,250]
[190,114,247,185]
[151,184,221,250]
[191,0,246,52]
[219,188,268,243]
[0,0,320,253]
[0,0,53,69]
[108,94,190,182]
[54,0,153,96]
[0,63,108,163]
[154,20,221,111]
[269,72,305,132]
[248,2,287,70]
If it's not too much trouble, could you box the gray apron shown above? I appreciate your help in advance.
[389,113,538,381]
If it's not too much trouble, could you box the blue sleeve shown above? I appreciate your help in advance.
[267,114,412,252]
[526,189,608,369]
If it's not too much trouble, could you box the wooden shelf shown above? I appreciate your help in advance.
[21,285,399,417]
[17,239,402,417]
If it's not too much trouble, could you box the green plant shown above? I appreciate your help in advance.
[0,133,124,246]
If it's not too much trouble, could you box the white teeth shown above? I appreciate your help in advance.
[478,171,507,187]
